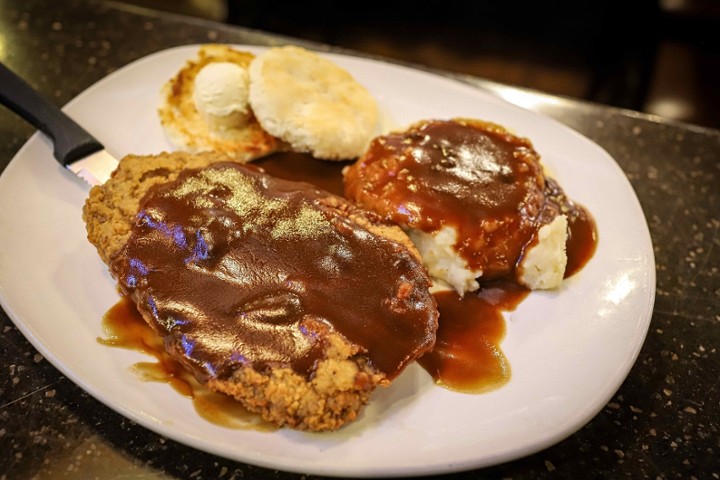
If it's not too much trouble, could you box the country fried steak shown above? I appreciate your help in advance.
[83,153,438,431]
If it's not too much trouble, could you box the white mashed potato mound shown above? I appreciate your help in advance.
[408,215,568,294]
[408,226,482,294]
[518,214,568,290]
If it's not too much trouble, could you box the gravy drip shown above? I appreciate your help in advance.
[110,163,437,384]
[99,297,274,430]
[420,281,529,392]
[255,152,349,197]
[543,178,598,278]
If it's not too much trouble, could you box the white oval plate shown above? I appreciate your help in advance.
[0,45,655,477]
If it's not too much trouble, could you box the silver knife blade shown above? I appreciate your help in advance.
[66,148,118,186]
[0,61,118,187]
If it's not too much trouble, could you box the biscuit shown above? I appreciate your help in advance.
[248,45,378,160]
[158,44,282,160]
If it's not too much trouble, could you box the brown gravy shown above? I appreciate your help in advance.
[343,119,548,279]
[99,297,276,431]
[255,152,349,197]
[110,163,437,384]
[564,204,598,278]
[99,131,598,425]
[420,280,529,392]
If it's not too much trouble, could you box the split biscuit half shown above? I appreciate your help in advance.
[158,44,282,161]
[248,45,379,160]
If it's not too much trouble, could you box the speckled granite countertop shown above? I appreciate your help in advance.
[0,0,718,478]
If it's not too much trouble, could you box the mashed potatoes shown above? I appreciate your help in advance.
[408,226,482,294]
[409,217,568,294]
[344,118,574,295]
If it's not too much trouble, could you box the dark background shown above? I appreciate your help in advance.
[118,0,720,130]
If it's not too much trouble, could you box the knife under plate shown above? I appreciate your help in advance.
[0,62,118,186]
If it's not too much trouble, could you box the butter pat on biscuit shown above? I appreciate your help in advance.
[192,62,251,130]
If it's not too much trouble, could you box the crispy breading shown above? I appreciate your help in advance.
[83,150,242,263]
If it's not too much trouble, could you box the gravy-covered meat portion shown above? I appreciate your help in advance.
[344,118,583,293]
[89,158,437,431]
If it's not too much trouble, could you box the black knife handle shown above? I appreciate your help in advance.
[0,62,103,166]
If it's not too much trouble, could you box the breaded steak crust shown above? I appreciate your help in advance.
[83,151,241,263]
